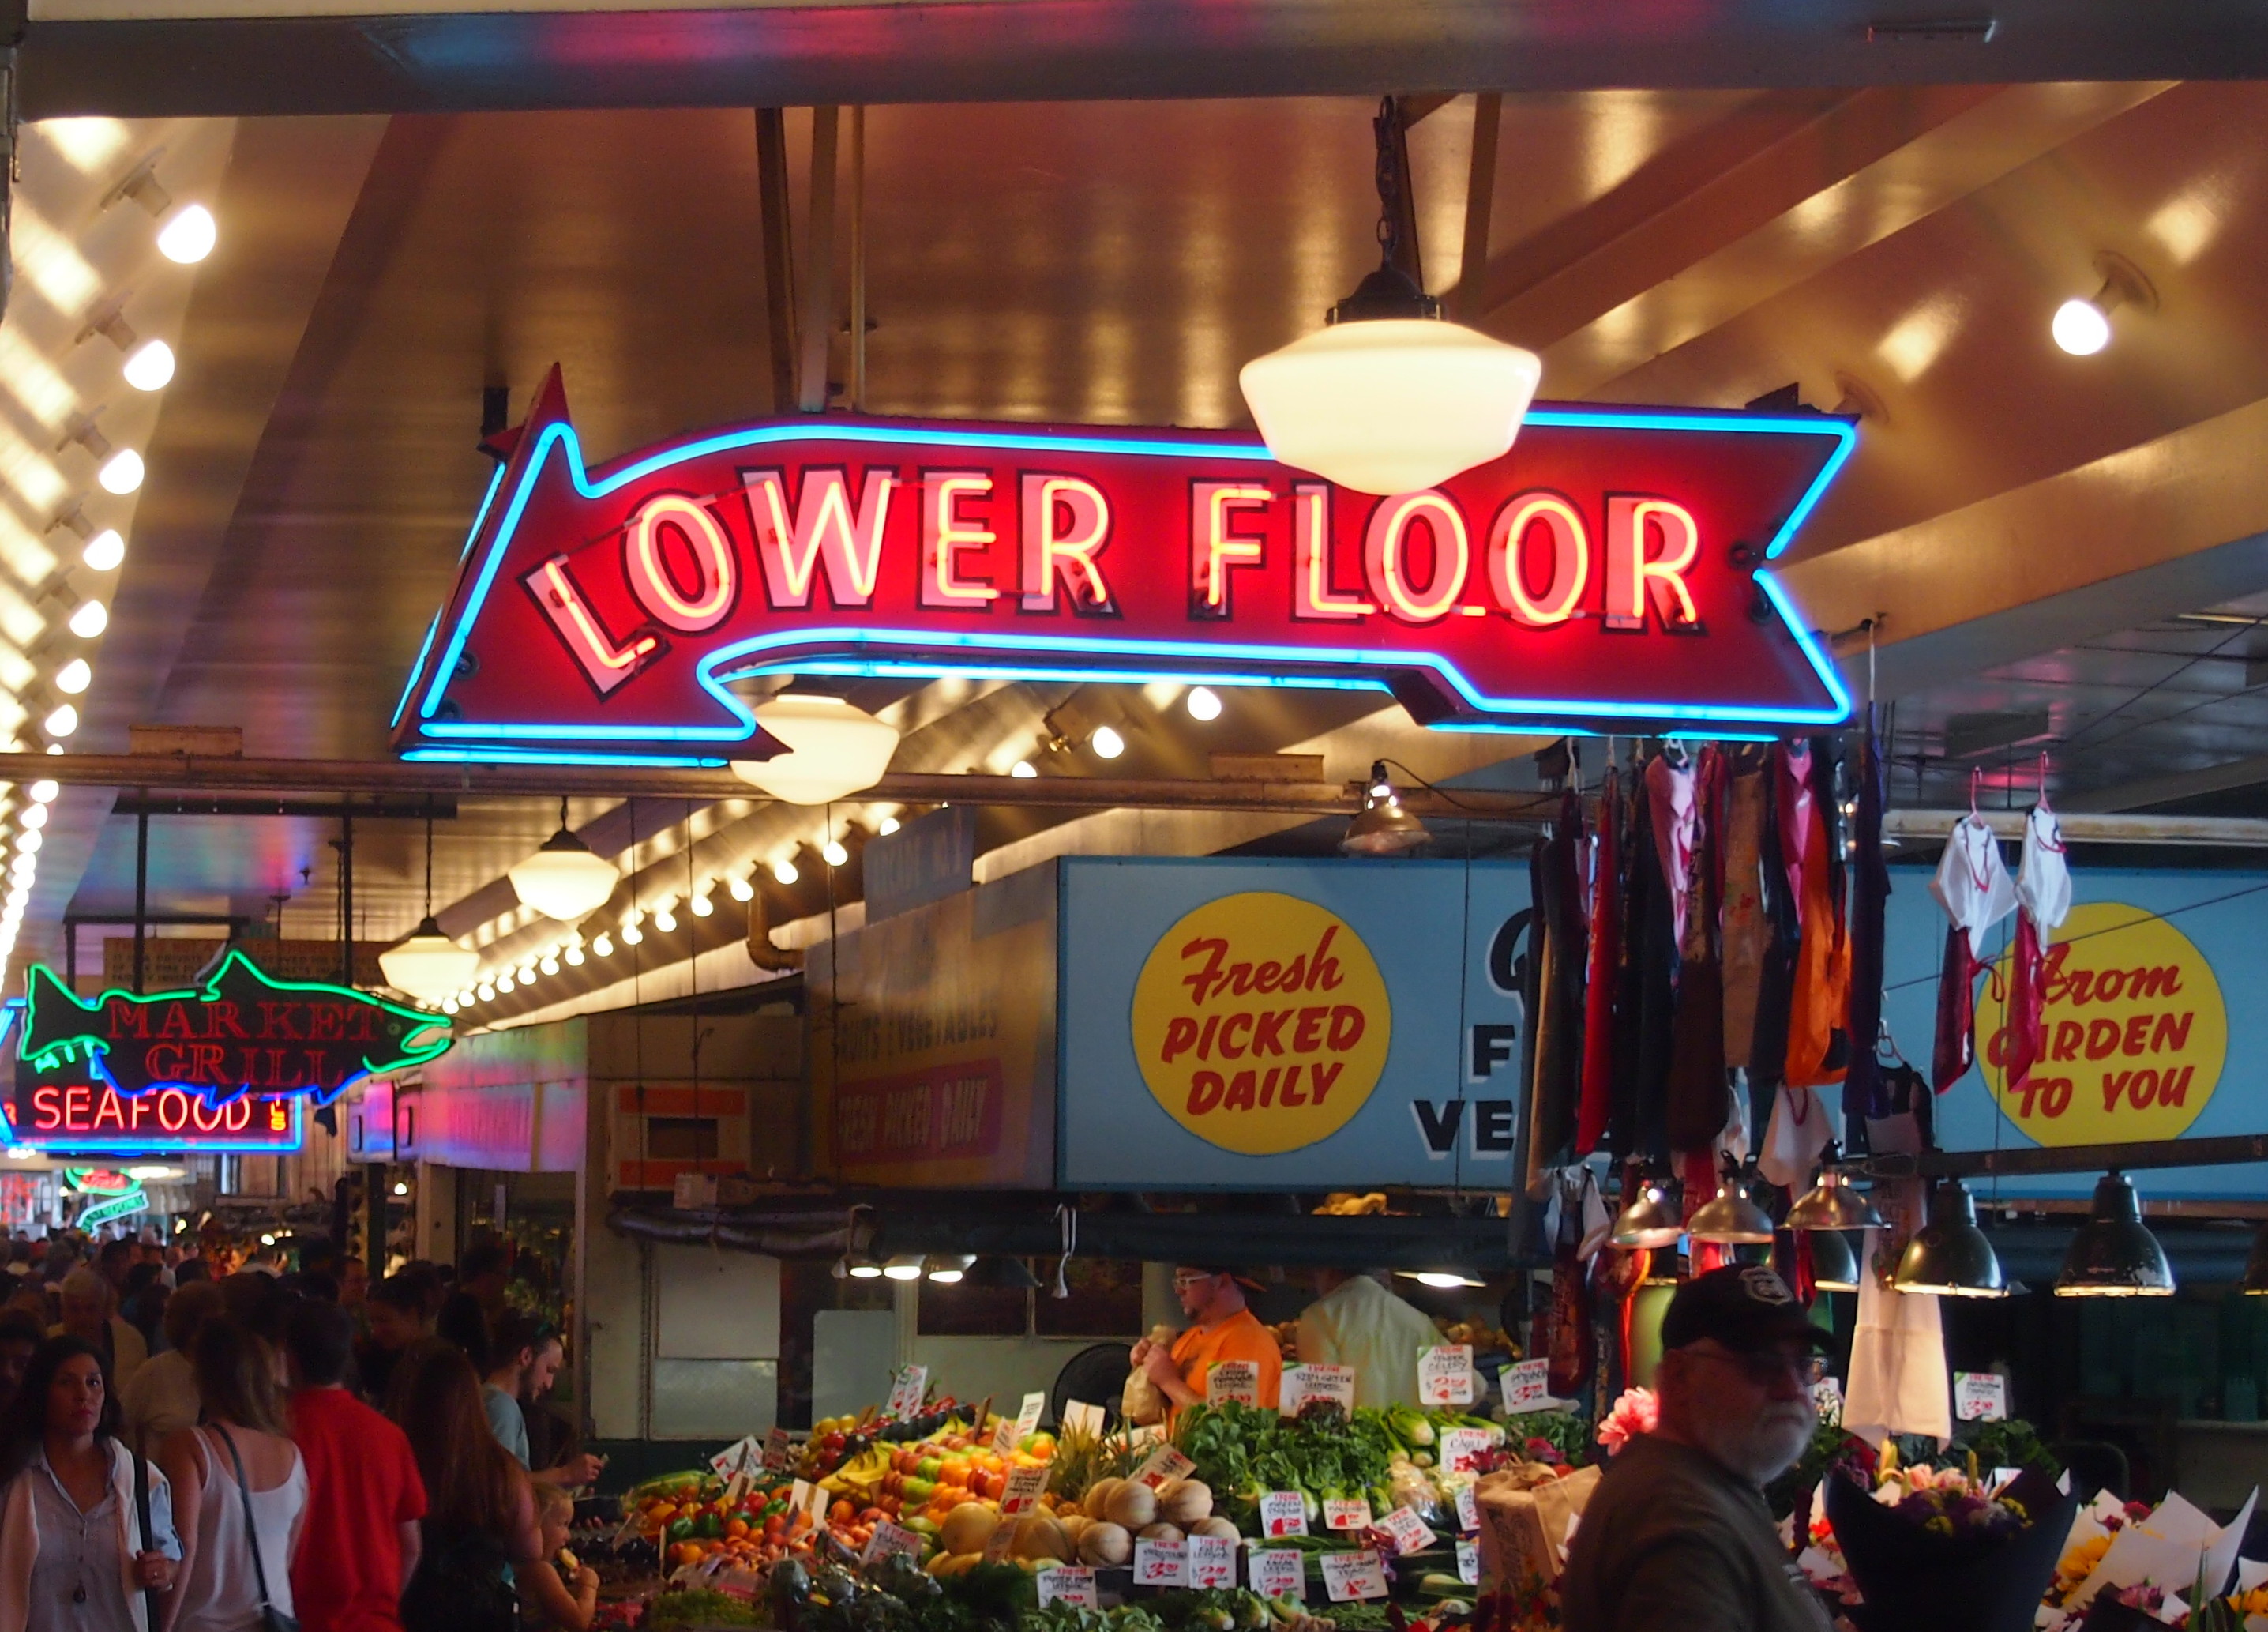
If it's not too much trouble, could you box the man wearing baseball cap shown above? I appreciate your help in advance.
[1131,1264,1282,1423]
[1561,1265,1834,1632]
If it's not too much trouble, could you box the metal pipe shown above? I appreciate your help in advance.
[1884,808,2268,847]
[848,105,866,412]
[755,108,797,414]
[798,107,839,413]
[133,807,148,994]
[1456,93,1500,322]
[1883,1133,2268,1180]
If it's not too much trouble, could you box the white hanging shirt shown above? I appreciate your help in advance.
[2016,803,2071,931]
[1928,815,2016,961]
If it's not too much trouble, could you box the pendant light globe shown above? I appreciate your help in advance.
[2054,1171,2175,1298]
[1893,1180,2008,1297]
[729,693,901,806]
[379,919,479,1002]
[508,799,619,921]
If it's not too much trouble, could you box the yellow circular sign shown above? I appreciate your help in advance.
[1132,892,1391,1155]
[1977,901,2225,1145]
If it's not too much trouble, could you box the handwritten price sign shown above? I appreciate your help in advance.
[1000,1463,1051,1517]
[1250,1551,1305,1601]
[994,1391,1046,1457]
[1207,1360,1260,1407]
[1500,1359,1550,1414]
[1279,1364,1356,1416]
[1036,1567,1098,1608]
[1321,1550,1389,1602]
[1954,1371,2008,1422]
[1188,1535,1236,1590]
[1377,1506,1437,1556]
[1418,1344,1477,1406]
[1134,1538,1189,1586]
[1259,1491,1309,1537]
[887,1366,929,1418]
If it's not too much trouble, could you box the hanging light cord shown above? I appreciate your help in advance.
[1371,96,1403,271]
[422,806,435,919]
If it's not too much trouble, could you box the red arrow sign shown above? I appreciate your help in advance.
[391,367,1853,765]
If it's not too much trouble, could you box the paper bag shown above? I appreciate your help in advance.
[1476,1462,1601,1588]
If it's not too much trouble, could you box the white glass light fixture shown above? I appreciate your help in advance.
[28,781,59,804]
[728,692,900,805]
[2052,299,2112,356]
[651,898,678,933]
[878,815,901,836]
[378,915,479,1003]
[727,874,755,902]
[42,705,77,739]
[1185,686,1223,722]
[689,889,714,918]
[592,932,614,957]
[539,952,561,976]
[771,857,799,886]
[122,340,175,392]
[69,602,108,639]
[1010,760,1037,780]
[156,204,218,265]
[821,838,849,867]
[2052,253,2154,358]
[82,531,126,572]
[1237,99,1541,496]
[97,451,144,495]
[506,797,619,921]
[1090,724,1125,760]
[54,660,90,695]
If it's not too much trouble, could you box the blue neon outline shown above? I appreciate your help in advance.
[390,611,443,732]
[405,408,1856,754]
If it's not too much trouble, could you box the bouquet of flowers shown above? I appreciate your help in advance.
[1594,1389,1656,1457]
[1824,1449,2076,1632]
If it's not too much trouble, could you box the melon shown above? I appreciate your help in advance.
[1158,1480,1213,1525]
[1083,1478,1125,1521]
[1103,1482,1158,1531]
[938,1503,999,1557]
[1190,1517,1241,1541]
[1012,1513,1072,1562]
[1138,1522,1185,1545]
[1077,1522,1132,1567]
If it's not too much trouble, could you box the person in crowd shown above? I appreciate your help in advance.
[0,1312,43,1420]
[1294,1268,1446,1409]
[435,1242,509,1374]
[96,1239,134,1296]
[40,1239,79,1289]
[479,1314,601,1488]
[219,1270,290,1347]
[1560,1266,1833,1632]
[241,1243,284,1279]
[157,1318,307,1632]
[123,1281,225,1447]
[300,1273,340,1303]
[175,1258,211,1288]
[0,1336,180,1630]
[1131,1264,1283,1422]
[284,1298,426,1632]
[339,1256,370,1313]
[298,1238,340,1283]
[2,1281,46,1331]
[518,1480,599,1632]
[359,1275,434,1407]
[120,1263,167,1356]
[54,1266,148,1392]
[396,1346,595,1632]
[5,1242,31,1282]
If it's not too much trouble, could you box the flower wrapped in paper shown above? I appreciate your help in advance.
[1823,1462,2075,1632]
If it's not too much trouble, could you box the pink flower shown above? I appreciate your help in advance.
[1596,1388,1658,1455]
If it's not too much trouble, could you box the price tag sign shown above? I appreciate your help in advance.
[1259,1491,1309,1537]
[1419,1344,1477,1407]
[1207,1359,1260,1407]
[1439,1427,1493,1475]
[887,1365,929,1418]
[723,1467,753,1509]
[1321,1549,1389,1602]
[1811,1377,1844,1422]
[1377,1506,1438,1556]
[1000,1462,1052,1517]
[1250,1551,1305,1601]
[1324,1496,1373,1532]
[1455,1484,1480,1534]
[1954,1371,2008,1422]
[1132,1444,1196,1491]
[862,1520,923,1565]
[1500,1359,1550,1415]
[1061,1400,1108,1438]
[994,1391,1048,1456]
[1279,1363,1357,1417]
[1188,1534,1237,1589]
[983,1524,1019,1566]
[1134,1538,1190,1586]
[790,1480,825,1522]
[1036,1567,1098,1608]
[1455,1540,1481,1585]
[708,1434,760,1478]
[764,1427,795,1472]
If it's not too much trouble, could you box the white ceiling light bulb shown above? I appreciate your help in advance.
[16,833,40,855]
[822,839,849,867]
[41,705,77,739]
[651,898,678,933]
[122,340,175,392]
[621,922,643,946]
[475,981,496,1002]
[772,857,799,886]
[441,998,458,1015]
[18,806,45,830]
[156,204,217,264]
[728,692,901,805]
[54,660,90,695]
[2052,297,2112,356]
[689,889,714,918]
[69,601,107,639]
[1238,103,1538,495]
[727,874,754,903]
[1186,686,1223,722]
[96,451,144,495]
[496,972,515,993]
[28,781,58,805]
[506,797,619,921]
[82,531,126,572]
[539,952,561,976]
[565,944,584,967]
[1010,760,1038,780]
[592,932,614,957]
[1090,724,1125,760]
[878,815,901,836]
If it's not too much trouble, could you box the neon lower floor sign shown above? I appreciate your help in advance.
[391,367,1856,765]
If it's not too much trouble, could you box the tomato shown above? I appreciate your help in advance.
[831,1501,855,1524]
[725,1519,750,1540]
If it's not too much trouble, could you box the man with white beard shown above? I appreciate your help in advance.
[1562,1265,1835,1632]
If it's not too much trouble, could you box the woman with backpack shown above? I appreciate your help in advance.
[156,1318,306,1632]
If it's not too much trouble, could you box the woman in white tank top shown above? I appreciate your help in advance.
[154,1319,307,1632]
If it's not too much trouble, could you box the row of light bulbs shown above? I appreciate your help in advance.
[1008,686,1221,778]
[0,781,64,993]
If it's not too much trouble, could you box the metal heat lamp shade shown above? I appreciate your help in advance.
[1808,1226,1861,1292]
[1687,1179,1778,1246]
[1785,1165,1886,1233]
[1893,1180,2008,1297]
[1610,1179,1686,1250]
[1340,791,1430,856]
[963,1255,1043,1291]
[2055,1171,2175,1298]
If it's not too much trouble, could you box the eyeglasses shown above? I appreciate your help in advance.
[1691,1348,1830,1389]
[1172,1272,1225,1288]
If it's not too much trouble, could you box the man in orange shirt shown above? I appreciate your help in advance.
[1132,1264,1283,1420]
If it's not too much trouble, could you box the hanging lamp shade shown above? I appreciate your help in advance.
[1894,1180,2008,1297]
[379,917,479,1002]
[963,1255,1042,1291]
[730,694,900,806]
[1809,1226,1861,1293]
[1610,1178,1686,1250]
[507,825,620,921]
[1786,1164,1886,1233]
[2055,1171,2175,1298]
[1341,788,1430,855]
[1687,1179,1778,1246]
